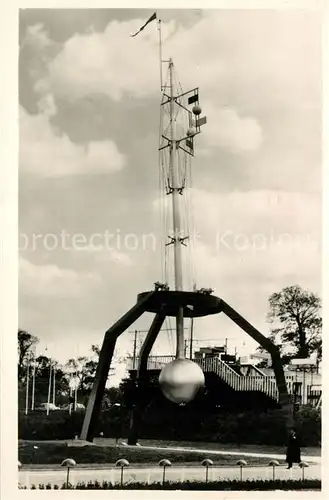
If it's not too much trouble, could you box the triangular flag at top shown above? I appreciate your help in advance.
[130,12,157,37]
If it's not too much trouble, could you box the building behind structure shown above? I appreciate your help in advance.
[126,344,321,409]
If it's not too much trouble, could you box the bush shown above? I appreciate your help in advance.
[20,479,321,491]
[18,406,321,447]
[294,406,321,447]
[18,410,85,440]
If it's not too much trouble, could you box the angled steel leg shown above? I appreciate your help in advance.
[80,292,154,441]
[128,310,166,445]
[220,299,293,424]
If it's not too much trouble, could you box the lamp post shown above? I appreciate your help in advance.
[299,461,309,481]
[158,459,172,486]
[61,458,76,488]
[268,460,280,481]
[236,459,247,482]
[31,354,36,411]
[115,459,129,487]
[201,458,213,484]
[25,353,31,415]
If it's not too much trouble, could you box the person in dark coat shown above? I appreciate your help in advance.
[286,429,301,468]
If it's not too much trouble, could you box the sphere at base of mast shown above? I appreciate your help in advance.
[192,104,202,115]
[159,358,205,404]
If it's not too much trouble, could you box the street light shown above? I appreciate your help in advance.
[236,459,247,482]
[158,459,172,486]
[299,461,309,481]
[268,460,280,481]
[61,458,76,488]
[115,459,129,487]
[201,459,214,484]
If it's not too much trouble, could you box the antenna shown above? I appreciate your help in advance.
[169,59,184,359]
[159,54,207,361]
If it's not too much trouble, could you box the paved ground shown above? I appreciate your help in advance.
[18,463,320,488]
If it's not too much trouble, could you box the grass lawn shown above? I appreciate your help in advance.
[19,441,280,467]
[134,439,321,457]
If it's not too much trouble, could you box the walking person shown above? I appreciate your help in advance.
[286,429,301,469]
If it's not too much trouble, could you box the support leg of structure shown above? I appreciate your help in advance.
[80,292,155,442]
[128,310,166,445]
[220,299,293,422]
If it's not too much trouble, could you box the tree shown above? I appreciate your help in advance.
[259,285,322,365]
[32,355,69,407]
[17,329,39,381]
[63,345,120,404]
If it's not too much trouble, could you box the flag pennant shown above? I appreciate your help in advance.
[131,12,157,37]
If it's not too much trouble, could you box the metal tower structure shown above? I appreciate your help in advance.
[79,15,293,444]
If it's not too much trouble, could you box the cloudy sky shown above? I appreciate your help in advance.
[19,8,322,383]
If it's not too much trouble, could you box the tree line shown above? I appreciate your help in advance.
[17,335,122,410]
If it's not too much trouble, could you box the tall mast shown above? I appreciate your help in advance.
[168,59,185,359]
[159,28,207,361]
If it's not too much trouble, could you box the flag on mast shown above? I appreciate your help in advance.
[130,12,157,37]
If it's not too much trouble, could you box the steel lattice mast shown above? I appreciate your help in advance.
[159,55,207,359]
[169,59,184,359]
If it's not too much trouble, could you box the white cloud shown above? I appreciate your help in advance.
[190,188,321,237]
[34,11,319,109]
[154,188,321,236]
[19,257,101,298]
[21,23,53,51]
[75,246,134,266]
[34,18,170,102]
[20,106,126,177]
[153,188,321,292]
[36,93,57,117]
[203,106,263,152]
[30,10,320,162]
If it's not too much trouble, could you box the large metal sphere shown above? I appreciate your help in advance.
[159,358,205,404]
[192,104,202,115]
[187,127,196,137]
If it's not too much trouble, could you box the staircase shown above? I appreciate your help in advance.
[196,357,279,403]
[127,355,280,403]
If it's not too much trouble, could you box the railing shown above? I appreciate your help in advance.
[126,356,279,402]
[127,356,175,371]
[240,364,268,377]
[196,357,279,402]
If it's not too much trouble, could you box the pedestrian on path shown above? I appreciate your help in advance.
[286,429,301,469]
